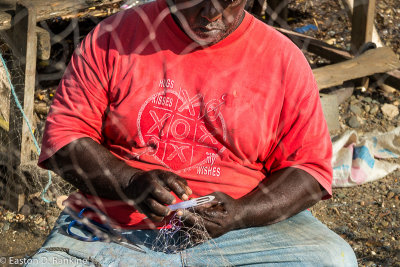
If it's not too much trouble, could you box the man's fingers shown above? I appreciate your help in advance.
[180,210,201,226]
[150,181,176,205]
[144,197,171,217]
[138,204,165,222]
[161,172,192,200]
[166,178,192,200]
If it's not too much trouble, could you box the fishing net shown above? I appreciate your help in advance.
[0,6,120,207]
[149,211,233,266]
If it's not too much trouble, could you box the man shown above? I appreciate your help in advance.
[29,0,357,265]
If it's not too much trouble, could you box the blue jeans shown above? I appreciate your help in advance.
[25,210,357,266]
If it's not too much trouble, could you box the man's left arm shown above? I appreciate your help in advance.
[181,167,326,238]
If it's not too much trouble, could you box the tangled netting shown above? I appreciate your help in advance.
[148,211,233,266]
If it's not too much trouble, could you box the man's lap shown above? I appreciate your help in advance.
[25,210,357,266]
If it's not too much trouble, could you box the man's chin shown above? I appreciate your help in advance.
[191,30,225,46]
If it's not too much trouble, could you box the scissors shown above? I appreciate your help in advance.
[67,207,146,254]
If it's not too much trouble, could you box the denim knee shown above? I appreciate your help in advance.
[316,234,358,267]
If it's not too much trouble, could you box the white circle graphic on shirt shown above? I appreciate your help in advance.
[137,89,227,173]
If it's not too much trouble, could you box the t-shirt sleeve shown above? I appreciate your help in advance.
[38,26,110,168]
[264,46,333,198]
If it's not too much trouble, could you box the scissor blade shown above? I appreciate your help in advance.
[84,220,146,254]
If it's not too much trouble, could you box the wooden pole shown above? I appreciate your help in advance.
[350,0,376,90]
[351,0,376,54]
[5,3,37,211]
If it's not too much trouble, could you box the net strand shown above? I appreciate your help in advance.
[148,211,233,266]
[0,52,53,203]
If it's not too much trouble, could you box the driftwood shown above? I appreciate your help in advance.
[35,26,50,60]
[313,47,400,89]
[372,69,400,91]
[276,27,352,63]
[20,0,123,21]
[0,62,10,131]
[0,0,16,12]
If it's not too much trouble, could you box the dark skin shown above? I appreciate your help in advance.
[44,137,192,222]
[43,0,327,238]
[167,0,247,45]
[181,169,326,238]
[45,138,326,237]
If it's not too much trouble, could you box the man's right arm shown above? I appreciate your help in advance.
[43,137,192,221]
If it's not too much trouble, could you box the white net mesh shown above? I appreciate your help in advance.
[148,211,233,266]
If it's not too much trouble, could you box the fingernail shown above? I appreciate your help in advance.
[182,194,188,200]
[186,187,192,195]
[177,210,183,216]
[171,198,176,204]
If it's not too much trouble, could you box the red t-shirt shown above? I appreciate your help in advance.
[39,0,332,228]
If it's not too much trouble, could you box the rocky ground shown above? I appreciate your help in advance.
[0,0,399,266]
[289,0,400,266]
[311,88,400,267]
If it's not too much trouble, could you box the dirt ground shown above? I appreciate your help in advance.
[1,0,400,266]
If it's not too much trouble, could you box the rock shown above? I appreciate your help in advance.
[364,97,373,103]
[370,105,379,115]
[5,211,14,222]
[350,104,362,115]
[39,219,47,228]
[47,216,57,228]
[20,204,31,216]
[391,188,400,195]
[15,214,25,222]
[387,191,395,200]
[379,184,387,191]
[3,222,10,232]
[326,38,336,45]
[34,216,43,225]
[381,104,399,119]
[348,116,361,128]
[337,192,346,199]
[364,105,371,113]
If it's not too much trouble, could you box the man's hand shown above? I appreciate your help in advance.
[126,169,192,222]
[180,192,242,238]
